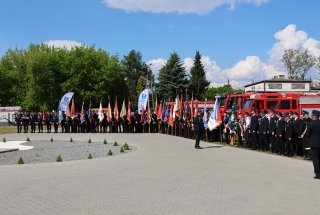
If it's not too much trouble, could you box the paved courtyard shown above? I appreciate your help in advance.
[0,133,319,215]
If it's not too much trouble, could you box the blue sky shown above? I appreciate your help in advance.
[1,0,320,87]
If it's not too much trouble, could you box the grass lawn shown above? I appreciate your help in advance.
[0,126,17,135]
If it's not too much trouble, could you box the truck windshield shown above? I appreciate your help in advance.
[243,100,252,110]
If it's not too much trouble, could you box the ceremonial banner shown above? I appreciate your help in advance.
[138,89,149,113]
[120,99,126,119]
[127,101,131,124]
[173,94,180,119]
[80,102,85,123]
[98,101,104,122]
[71,98,76,118]
[208,97,222,131]
[203,99,208,129]
[58,92,74,122]
[114,97,119,121]
[107,97,112,122]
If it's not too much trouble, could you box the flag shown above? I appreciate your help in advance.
[168,104,174,126]
[127,101,131,124]
[147,99,151,123]
[120,99,127,119]
[107,96,112,122]
[155,97,158,117]
[98,100,104,122]
[65,101,70,118]
[114,97,119,121]
[42,103,47,121]
[190,94,194,120]
[173,94,180,119]
[140,104,145,124]
[71,98,76,118]
[164,103,170,121]
[157,103,162,120]
[179,93,183,118]
[80,102,85,123]
[203,98,208,129]
[208,97,222,131]
[184,98,189,119]
[88,101,92,119]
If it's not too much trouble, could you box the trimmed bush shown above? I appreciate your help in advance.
[2,137,6,142]
[26,137,30,141]
[113,141,118,146]
[70,137,73,142]
[17,157,24,165]
[88,153,93,159]
[120,147,125,153]
[88,138,92,144]
[107,150,113,156]
[56,155,63,162]
[50,137,53,142]
[123,143,129,150]
[103,139,107,144]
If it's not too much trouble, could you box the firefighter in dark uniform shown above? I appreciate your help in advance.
[194,110,204,149]
[293,112,303,156]
[16,112,22,133]
[306,110,320,179]
[258,110,269,151]
[30,112,37,133]
[284,112,294,157]
[22,112,30,133]
[300,110,312,159]
[37,112,43,133]
[151,111,158,133]
[250,109,259,150]
[268,109,277,153]
[275,112,285,155]
[53,112,59,133]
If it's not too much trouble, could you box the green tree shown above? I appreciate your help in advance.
[203,85,242,101]
[156,52,189,101]
[189,51,210,100]
[121,50,153,109]
[136,75,146,96]
[296,49,316,80]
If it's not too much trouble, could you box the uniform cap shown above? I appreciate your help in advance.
[312,110,320,117]
[302,110,309,115]
[284,112,290,118]
[275,112,282,117]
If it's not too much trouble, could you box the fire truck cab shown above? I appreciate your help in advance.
[241,92,320,116]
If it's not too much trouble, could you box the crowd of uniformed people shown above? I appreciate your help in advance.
[14,107,320,179]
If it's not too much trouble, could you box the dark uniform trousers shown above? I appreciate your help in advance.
[311,148,320,176]
[307,120,320,177]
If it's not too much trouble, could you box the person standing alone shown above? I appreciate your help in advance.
[194,110,204,149]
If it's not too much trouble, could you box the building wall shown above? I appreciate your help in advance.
[245,82,310,92]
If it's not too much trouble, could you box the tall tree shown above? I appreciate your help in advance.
[121,50,153,108]
[156,52,189,101]
[282,49,300,79]
[189,51,210,99]
[136,75,146,96]
[296,49,316,80]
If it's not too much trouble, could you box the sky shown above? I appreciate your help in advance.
[1,0,320,87]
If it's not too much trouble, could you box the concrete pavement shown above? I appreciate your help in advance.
[0,133,319,215]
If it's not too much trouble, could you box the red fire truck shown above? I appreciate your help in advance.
[239,92,320,116]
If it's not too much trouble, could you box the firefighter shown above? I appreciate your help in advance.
[306,110,320,179]
[275,112,285,155]
[258,110,269,151]
[284,112,294,157]
[293,112,304,156]
[268,109,277,153]
[249,109,259,150]
[300,110,312,160]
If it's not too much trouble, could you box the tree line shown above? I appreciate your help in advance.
[0,44,239,111]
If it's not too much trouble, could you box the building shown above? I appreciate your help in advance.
[244,75,314,93]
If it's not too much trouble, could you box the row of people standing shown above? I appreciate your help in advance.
[222,109,312,159]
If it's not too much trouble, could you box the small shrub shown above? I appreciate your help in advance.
[123,143,129,150]
[103,139,107,144]
[56,155,63,162]
[88,138,92,144]
[2,137,6,142]
[107,150,113,156]
[50,137,53,142]
[120,147,125,153]
[70,137,73,142]
[17,157,24,165]
[26,137,30,141]
[113,141,118,146]
[88,153,93,159]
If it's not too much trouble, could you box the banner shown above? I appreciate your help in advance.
[138,89,149,113]
[58,92,74,122]
[203,99,208,129]
[208,97,222,131]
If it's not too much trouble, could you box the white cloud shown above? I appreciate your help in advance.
[149,24,320,88]
[44,40,83,50]
[148,58,167,77]
[103,0,269,14]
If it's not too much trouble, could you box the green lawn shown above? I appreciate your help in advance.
[0,126,17,135]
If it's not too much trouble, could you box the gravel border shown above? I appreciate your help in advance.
[0,140,136,165]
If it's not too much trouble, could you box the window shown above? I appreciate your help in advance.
[266,101,278,109]
[292,83,305,89]
[279,100,290,109]
[253,100,264,110]
[268,83,282,89]
[243,100,252,110]
[292,100,297,109]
